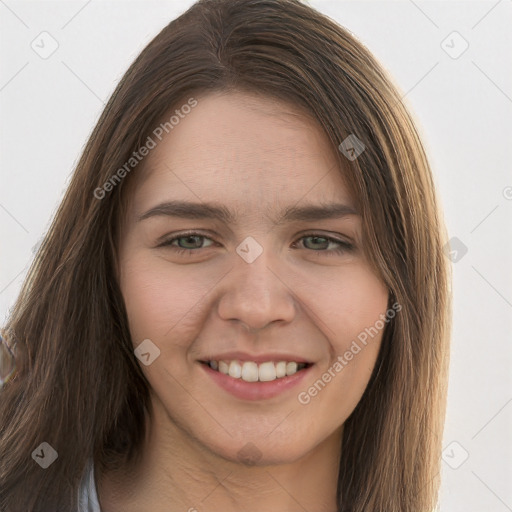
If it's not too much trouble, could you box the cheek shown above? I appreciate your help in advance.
[338,271,389,344]
[118,252,214,347]
[294,260,389,344]
[310,265,389,399]
[336,269,388,362]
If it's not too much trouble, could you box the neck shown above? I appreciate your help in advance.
[97,397,342,512]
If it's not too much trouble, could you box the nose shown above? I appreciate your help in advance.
[216,249,296,332]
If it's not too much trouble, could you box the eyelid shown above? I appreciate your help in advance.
[298,230,354,245]
[157,230,354,254]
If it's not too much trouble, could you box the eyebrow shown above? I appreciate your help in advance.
[137,200,359,225]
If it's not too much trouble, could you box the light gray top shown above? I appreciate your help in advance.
[78,460,101,512]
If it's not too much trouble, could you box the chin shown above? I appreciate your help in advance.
[202,434,310,467]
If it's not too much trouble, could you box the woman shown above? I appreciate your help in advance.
[0,0,452,510]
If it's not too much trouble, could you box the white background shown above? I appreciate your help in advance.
[1,1,511,510]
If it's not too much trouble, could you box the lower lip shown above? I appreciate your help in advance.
[199,362,313,401]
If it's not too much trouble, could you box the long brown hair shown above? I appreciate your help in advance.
[0,1,452,510]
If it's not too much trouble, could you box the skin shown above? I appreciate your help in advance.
[98,91,389,512]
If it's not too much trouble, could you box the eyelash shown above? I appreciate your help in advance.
[158,231,354,256]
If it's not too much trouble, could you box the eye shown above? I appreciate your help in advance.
[158,231,354,257]
[159,232,215,255]
[293,234,354,255]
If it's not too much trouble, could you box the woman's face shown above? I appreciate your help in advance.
[118,91,389,465]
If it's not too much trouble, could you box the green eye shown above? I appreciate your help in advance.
[294,234,353,255]
[159,232,353,256]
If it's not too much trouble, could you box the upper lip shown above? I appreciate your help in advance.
[199,351,313,364]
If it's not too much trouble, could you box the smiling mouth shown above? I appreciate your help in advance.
[199,359,312,383]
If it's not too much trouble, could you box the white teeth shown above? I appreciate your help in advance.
[258,361,277,382]
[218,360,229,374]
[209,359,308,382]
[286,362,298,375]
[241,361,259,382]
[275,361,287,378]
[228,360,242,378]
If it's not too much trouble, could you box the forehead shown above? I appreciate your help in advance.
[130,91,355,215]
